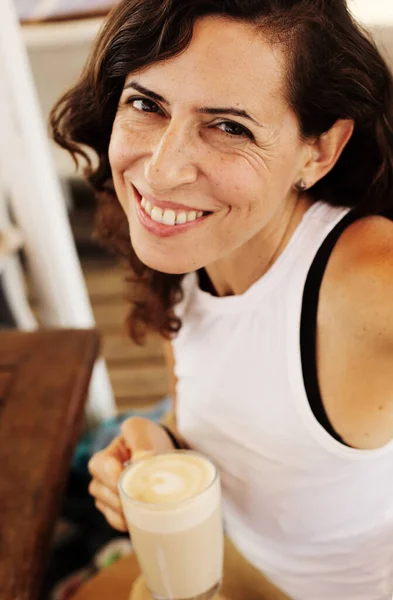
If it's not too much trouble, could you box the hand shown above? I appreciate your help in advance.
[88,417,176,531]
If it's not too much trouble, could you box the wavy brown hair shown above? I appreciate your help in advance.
[50,0,393,343]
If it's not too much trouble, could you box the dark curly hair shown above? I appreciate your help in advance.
[50,0,393,343]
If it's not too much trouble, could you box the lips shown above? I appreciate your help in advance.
[140,196,205,226]
[133,186,209,214]
[132,186,209,238]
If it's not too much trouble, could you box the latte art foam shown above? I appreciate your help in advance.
[123,453,215,504]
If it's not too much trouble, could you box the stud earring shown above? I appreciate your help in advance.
[294,179,308,192]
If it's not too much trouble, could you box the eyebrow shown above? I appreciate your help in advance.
[123,80,266,128]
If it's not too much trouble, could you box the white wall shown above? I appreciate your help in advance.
[23,18,102,178]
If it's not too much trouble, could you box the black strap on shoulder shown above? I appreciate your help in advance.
[300,209,363,445]
[300,207,393,444]
[160,424,183,449]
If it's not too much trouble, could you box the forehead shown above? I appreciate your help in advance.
[125,16,289,121]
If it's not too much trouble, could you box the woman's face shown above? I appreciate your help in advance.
[109,16,310,274]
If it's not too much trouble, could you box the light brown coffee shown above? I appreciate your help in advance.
[119,452,223,600]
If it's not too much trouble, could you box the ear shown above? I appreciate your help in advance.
[301,119,354,187]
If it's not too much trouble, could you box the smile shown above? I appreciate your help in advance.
[140,197,204,226]
[133,188,210,238]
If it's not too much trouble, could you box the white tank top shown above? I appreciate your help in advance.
[173,201,393,600]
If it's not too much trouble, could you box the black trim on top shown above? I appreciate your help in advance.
[300,208,393,445]
[300,209,363,446]
[161,424,183,449]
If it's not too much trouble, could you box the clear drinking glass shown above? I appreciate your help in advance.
[119,450,224,600]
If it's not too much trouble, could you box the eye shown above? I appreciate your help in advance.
[126,96,163,114]
[215,121,254,140]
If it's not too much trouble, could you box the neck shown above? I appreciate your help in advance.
[204,193,313,297]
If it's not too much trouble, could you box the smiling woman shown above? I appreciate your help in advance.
[50,1,393,599]
[50,0,393,339]
[107,16,319,279]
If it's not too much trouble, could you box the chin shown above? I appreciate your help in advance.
[133,245,197,275]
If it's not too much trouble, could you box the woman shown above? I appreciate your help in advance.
[51,1,393,598]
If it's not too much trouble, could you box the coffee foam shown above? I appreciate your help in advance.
[123,453,214,504]
[119,452,220,534]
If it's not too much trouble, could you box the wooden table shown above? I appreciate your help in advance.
[0,328,100,600]
[72,537,291,600]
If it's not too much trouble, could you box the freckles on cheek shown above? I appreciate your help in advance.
[108,136,121,173]
[229,172,254,203]
[108,145,127,207]
[109,141,129,174]
[109,119,135,170]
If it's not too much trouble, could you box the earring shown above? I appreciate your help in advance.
[295,179,308,192]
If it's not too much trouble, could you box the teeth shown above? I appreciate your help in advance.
[140,197,206,226]
[162,209,176,226]
[176,212,187,225]
[151,206,163,223]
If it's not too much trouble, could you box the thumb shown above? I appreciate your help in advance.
[121,416,176,457]
[121,417,157,458]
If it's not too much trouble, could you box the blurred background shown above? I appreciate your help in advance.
[0,5,171,596]
[1,1,393,598]
[1,0,170,427]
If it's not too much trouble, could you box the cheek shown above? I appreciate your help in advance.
[214,163,267,215]
[108,127,131,175]
[107,129,132,214]
[208,154,255,202]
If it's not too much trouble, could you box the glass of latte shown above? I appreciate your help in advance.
[119,451,223,600]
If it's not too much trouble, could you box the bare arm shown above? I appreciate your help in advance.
[318,215,393,449]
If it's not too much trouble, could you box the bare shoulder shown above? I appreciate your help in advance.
[317,214,393,449]
[322,213,393,350]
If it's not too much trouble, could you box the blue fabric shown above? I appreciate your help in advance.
[72,396,172,476]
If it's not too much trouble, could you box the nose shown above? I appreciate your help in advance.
[144,122,198,191]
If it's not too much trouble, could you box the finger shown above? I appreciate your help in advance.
[96,500,128,532]
[88,452,124,494]
[105,435,131,463]
[132,449,154,462]
[121,417,176,456]
[88,478,123,513]
[121,417,155,454]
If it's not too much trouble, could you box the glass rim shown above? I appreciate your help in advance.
[118,449,219,509]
